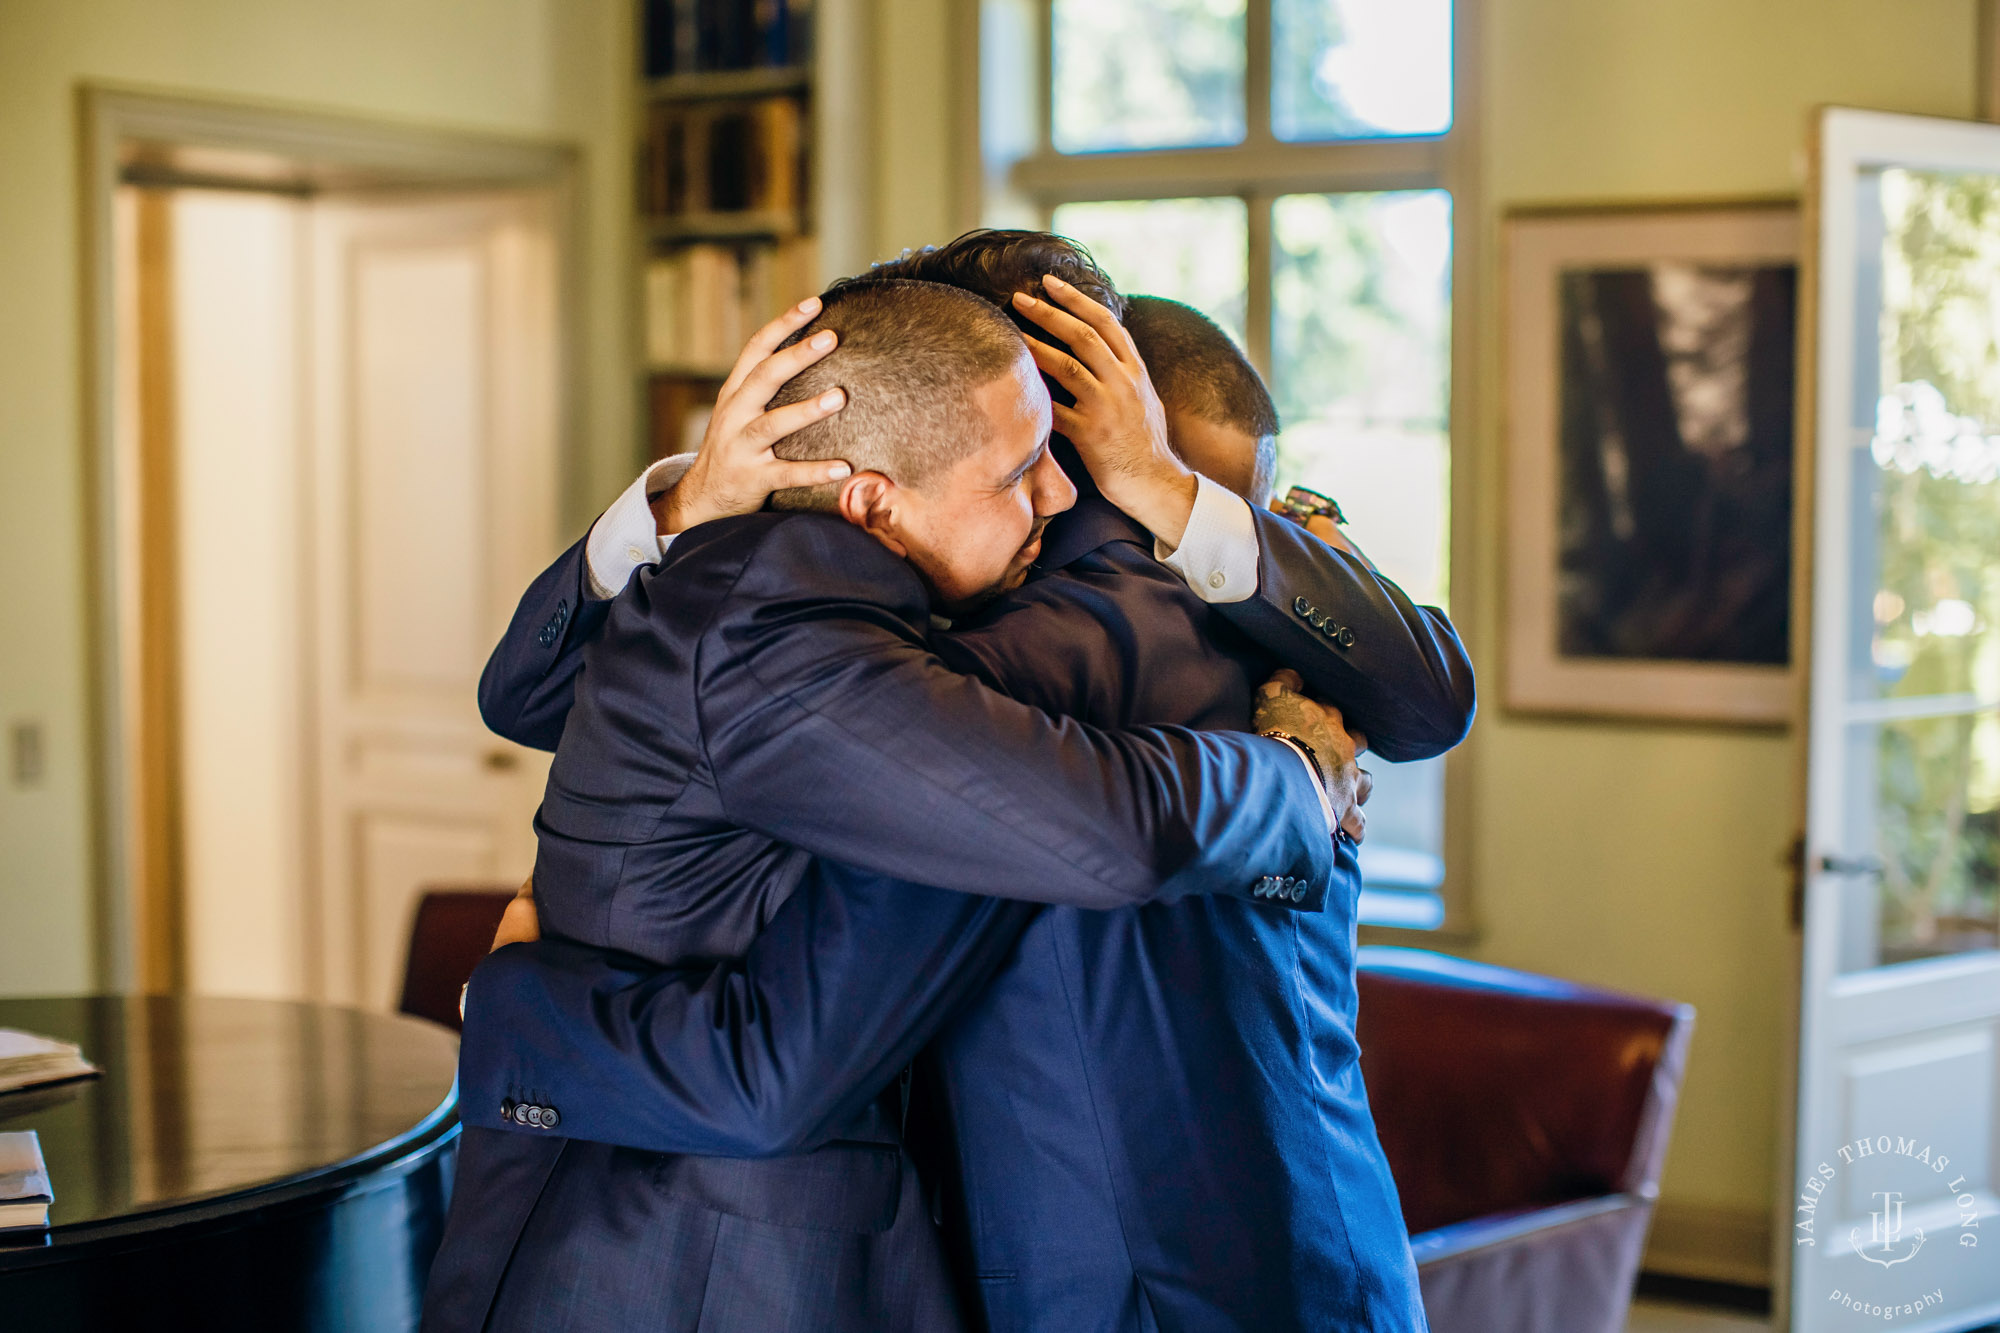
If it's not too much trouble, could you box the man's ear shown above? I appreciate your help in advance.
[836,472,909,558]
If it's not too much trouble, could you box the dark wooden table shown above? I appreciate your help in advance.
[0,994,459,1331]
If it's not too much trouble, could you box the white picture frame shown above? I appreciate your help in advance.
[1503,202,1802,725]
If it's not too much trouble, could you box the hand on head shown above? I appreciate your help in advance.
[655,298,855,536]
[1251,669,1371,845]
[1010,277,1199,548]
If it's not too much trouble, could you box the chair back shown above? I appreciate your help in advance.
[398,887,517,1030]
[1355,946,1695,1236]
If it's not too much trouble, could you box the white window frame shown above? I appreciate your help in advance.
[953,0,1482,938]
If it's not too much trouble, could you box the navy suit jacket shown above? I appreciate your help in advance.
[437,496,1472,1331]
[425,506,1361,1333]
[529,510,1337,968]
[479,497,1472,767]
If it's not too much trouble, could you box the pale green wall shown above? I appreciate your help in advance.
[0,0,635,993]
[870,0,961,260]
[1466,0,1977,1238]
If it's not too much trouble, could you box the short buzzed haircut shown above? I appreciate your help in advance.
[1123,295,1280,499]
[766,279,1029,512]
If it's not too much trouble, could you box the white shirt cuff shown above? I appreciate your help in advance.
[1156,473,1259,604]
[1267,735,1338,836]
[583,454,696,600]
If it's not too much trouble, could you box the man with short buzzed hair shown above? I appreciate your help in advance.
[1123,294,1281,504]
[428,276,1357,1333]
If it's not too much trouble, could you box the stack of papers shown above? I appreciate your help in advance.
[0,1130,52,1231]
[0,1029,99,1096]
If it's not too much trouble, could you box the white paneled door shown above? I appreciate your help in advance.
[307,193,559,1009]
[1791,109,2000,1333]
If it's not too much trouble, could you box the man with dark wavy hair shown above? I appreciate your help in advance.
[445,231,1473,1332]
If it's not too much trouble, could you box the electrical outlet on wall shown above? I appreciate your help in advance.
[10,721,44,788]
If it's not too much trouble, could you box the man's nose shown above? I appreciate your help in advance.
[1032,447,1077,517]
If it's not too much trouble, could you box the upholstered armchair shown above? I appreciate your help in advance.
[1356,946,1696,1333]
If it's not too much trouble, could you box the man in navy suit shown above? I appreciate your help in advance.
[425,273,1372,1333]
[435,236,1473,1331]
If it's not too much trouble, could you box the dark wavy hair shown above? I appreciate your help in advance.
[827,230,1126,344]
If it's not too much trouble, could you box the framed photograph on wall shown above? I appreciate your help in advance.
[1504,202,1801,724]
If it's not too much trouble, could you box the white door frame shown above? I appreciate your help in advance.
[78,87,583,992]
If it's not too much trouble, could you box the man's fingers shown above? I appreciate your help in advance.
[1340,804,1367,845]
[1011,291,1118,380]
[1049,400,1086,441]
[719,296,823,399]
[1265,668,1305,693]
[1023,334,1094,392]
[746,388,848,448]
[1350,730,1369,756]
[490,895,541,951]
[1355,767,1375,807]
[770,458,855,491]
[725,328,839,423]
[1040,275,1141,368]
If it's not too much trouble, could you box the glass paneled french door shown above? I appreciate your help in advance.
[1790,107,2000,1333]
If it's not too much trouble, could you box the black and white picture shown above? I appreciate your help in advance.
[1506,206,1800,723]
[1556,262,1796,664]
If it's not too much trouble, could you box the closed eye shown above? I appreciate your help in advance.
[1001,437,1049,490]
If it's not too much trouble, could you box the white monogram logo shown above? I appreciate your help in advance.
[1852,1190,1926,1269]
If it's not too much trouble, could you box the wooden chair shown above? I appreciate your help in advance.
[397,887,517,1031]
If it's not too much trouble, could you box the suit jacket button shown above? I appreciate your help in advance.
[528,1105,547,1128]
[1294,596,1312,616]
[1336,626,1356,648]
[555,599,570,626]
[542,1107,560,1130]
[1291,884,1307,902]
[511,1102,530,1126]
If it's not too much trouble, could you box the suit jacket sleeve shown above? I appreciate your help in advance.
[695,518,1335,912]
[1215,504,1477,763]
[458,867,1040,1156]
[477,537,610,752]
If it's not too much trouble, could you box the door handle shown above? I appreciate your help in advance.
[483,750,520,773]
[1817,853,1885,878]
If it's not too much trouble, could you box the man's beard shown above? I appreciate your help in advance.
[926,517,1052,619]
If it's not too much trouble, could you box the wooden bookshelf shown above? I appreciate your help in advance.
[646,210,803,244]
[636,0,823,462]
[645,65,812,102]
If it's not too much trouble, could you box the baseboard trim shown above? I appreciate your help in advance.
[1636,1271,1774,1315]
[1642,1200,1773,1288]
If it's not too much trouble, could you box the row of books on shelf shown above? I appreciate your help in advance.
[643,95,805,227]
[646,239,818,373]
[644,0,812,79]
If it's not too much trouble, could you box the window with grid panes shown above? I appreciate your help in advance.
[988,0,1462,929]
